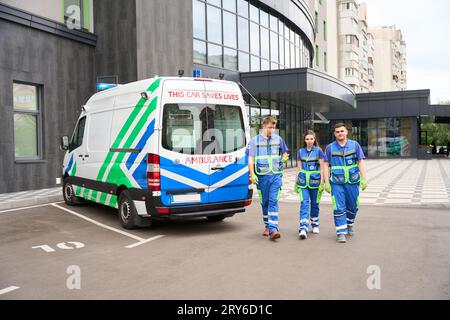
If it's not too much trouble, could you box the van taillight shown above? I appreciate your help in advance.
[147,153,161,191]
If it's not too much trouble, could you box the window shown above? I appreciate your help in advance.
[324,51,327,72]
[224,48,238,70]
[223,11,237,48]
[323,20,327,41]
[251,55,260,71]
[193,0,206,40]
[315,11,318,34]
[250,22,260,55]
[70,116,86,152]
[162,104,246,155]
[193,39,207,64]
[13,82,42,159]
[238,51,249,72]
[207,5,222,44]
[208,43,223,67]
[237,0,248,17]
[315,45,319,67]
[223,0,236,12]
[260,27,270,60]
[270,31,278,63]
[249,3,259,22]
[238,17,249,51]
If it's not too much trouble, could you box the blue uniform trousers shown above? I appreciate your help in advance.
[331,182,360,235]
[257,174,282,234]
[299,187,320,233]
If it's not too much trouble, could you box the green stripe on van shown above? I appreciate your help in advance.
[96,77,161,183]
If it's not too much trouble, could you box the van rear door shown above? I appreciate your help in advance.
[158,79,210,206]
[203,81,249,203]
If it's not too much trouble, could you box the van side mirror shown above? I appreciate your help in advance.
[60,136,70,151]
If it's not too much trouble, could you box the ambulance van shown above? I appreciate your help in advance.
[60,77,253,229]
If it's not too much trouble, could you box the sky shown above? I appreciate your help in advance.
[363,0,450,103]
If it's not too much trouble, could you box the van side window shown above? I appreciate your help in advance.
[69,116,86,151]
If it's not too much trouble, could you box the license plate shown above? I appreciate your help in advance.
[172,193,201,204]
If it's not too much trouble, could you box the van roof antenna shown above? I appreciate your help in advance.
[238,82,260,107]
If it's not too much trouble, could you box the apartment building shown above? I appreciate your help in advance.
[369,25,408,92]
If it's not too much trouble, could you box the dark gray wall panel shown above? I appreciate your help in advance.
[93,0,137,84]
[136,0,193,80]
[0,20,95,193]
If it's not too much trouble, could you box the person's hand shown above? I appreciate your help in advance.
[251,173,259,185]
[324,182,331,194]
[318,183,325,193]
[294,184,300,194]
[282,154,289,163]
[360,178,367,191]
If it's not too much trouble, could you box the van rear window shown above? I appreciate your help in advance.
[162,104,246,155]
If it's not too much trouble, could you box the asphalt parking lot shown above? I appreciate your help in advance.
[1,200,449,299]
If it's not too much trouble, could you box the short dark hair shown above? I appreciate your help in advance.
[334,123,348,131]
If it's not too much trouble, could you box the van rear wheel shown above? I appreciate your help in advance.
[118,191,152,229]
[63,180,85,205]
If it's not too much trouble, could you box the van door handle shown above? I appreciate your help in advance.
[84,155,89,158]
[211,166,225,171]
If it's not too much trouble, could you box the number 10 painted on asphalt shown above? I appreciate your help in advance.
[32,242,85,252]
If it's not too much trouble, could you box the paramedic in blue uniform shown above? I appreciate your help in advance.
[323,123,367,243]
[246,116,289,240]
[294,130,325,240]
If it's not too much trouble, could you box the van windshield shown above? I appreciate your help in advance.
[162,104,246,155]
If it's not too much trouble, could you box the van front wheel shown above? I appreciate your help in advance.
[63,181,85,205]
[118,191,152,229]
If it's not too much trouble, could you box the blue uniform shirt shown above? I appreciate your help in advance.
[324,140,365,163]
[297,146,325,162]
[246,134,288,158]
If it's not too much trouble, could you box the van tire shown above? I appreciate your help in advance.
[206,214,226,222]
[63,181,85,205]
[118,191,152,229]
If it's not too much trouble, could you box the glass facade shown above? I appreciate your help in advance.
[316,118,414,158]
[193,0,312,71]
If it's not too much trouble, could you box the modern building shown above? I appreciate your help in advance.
[369,25,407,92]
[0,0,355,193]
[0,0,448,194]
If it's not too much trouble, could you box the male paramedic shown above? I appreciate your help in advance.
[323,123,367,243]
[247,116,289,240]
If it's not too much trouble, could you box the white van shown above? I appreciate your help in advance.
[60,77,253,229]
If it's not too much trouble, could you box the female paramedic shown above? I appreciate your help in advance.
[294,130,325,240]
[247,116,289,241]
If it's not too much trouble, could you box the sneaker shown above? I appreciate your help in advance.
[299,230,308,240]
[337,234,347,243]
[348,226,354,236]
[312,227,320,234]
[270,231,281,240]
[262,229,270,237]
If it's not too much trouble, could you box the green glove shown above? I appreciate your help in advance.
[251,173,259,185]
[318,183,325,193]
[282,154,289,163]
[294,184,300,194]
[360,178,367,191]
[324,182,331,194]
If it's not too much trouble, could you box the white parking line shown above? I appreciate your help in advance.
[51,203,164,247]
[125,235,165,249]
[0,202,63,214]
[0,286,20,295]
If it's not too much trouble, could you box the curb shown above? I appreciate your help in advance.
[0,195,63,211]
